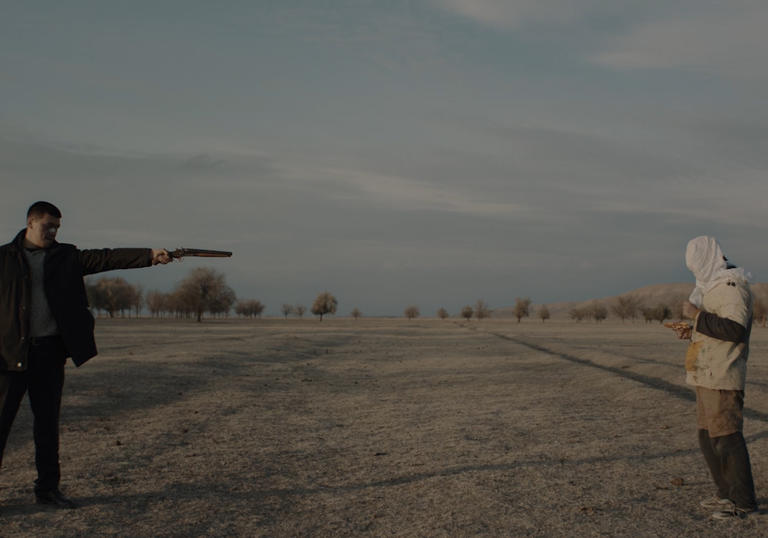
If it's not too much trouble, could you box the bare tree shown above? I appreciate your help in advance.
[612,295,641,322]
[437,307,449,319]
[235,299,265,319]
[86,277,140,318]
[641,306,655,323]
[460,305,473,321]
[281,304,294,319]
[251,300,265,318]
[351,307,362,319]
[655,303,672,323]
[570,307,587,322]
[404,305,420,320]
[538,305,550,322]
[669,302,684,321]
[168,289,193,319]
[642,303,671,324]
[754,298,767,327]
[474,299,491,320]
[85,280,105,317]
[145,290,167,318]
[130,284,144,318]
[311,292,337,321]
[295,304,307,318]
[209,286,236,318]
[590,301,608,323]
[176,267,236,322]
[514,297,532,323]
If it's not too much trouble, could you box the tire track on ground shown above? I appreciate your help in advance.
[482,329,768,424]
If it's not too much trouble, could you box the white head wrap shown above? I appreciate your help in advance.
[685,235,747,307]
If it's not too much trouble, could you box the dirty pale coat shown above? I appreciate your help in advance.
[685,236,752,390]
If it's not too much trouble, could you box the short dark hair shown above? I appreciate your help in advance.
[27,201,62,220]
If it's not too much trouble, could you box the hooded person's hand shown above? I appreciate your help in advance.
[682,301,700,320]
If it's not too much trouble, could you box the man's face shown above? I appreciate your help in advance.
[25,213,61,249]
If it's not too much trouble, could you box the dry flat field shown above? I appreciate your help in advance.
[2,318,768,536]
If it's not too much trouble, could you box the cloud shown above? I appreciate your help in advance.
[591,4,768,79]
[0,128,276,184]
[0,129,280,244]
[433,0,768,80]
[284,164,528,218]
[181,153,225,171]
[429,0,599,28]
[274,113,768,234]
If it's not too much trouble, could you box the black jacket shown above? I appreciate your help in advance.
[0,229,152,371]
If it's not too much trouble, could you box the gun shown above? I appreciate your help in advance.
[166,248,233,259]
[664,321,692,340]
[663,321,691,331]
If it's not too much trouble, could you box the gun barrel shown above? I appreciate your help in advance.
[168,248,233,258]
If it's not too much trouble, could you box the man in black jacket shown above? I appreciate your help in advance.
[0,201,172,509]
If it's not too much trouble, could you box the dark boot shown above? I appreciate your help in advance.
[712,432,757,511]
[698,429,729,499]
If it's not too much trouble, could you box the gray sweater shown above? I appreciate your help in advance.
[23,248,59,337]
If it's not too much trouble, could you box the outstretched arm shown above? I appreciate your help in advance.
[80,248,173,275]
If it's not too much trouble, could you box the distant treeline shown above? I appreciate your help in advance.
[87,267,244,322]
[86,268,236,322]
[86,269,768,326]
[567,296,668,323]
[430,292,768,326]
[85,268,336,322]
[565,293,767,326]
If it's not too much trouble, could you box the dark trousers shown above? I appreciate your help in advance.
[0,337,66,493]
[698,429,757,511]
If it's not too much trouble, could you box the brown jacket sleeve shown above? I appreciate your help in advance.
[696,311,747,343]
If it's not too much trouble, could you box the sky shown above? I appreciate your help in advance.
[3,1,768,316]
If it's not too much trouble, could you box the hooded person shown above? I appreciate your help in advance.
[681,236,757,519]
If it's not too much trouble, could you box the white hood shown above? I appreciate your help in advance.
[685,235,747,307]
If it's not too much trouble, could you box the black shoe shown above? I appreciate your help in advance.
[35,489,78,509]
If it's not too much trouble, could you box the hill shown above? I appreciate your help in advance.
[495,282,768,320]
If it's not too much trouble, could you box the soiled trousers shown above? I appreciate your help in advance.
[0,337,66,493]
[695,386,757,511]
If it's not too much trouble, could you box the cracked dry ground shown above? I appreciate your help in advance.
[2,318,768,536]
